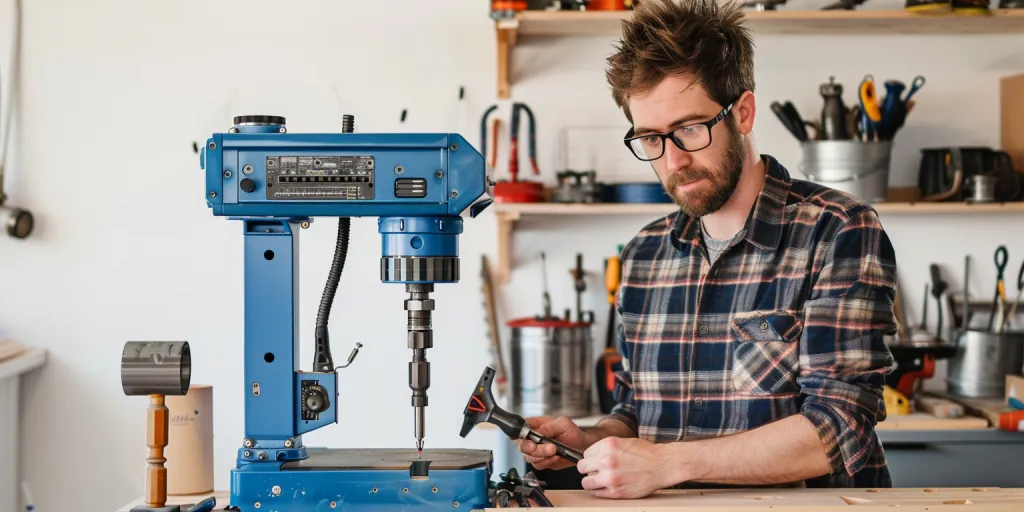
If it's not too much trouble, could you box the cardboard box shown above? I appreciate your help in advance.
[1006,374,1024,407]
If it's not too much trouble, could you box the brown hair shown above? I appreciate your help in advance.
[606,0,755,122]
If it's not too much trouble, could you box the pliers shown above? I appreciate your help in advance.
[480,102,539,183]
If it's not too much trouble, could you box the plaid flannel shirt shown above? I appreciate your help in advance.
[607,155,898,488]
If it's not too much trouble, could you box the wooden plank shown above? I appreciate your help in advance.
[490,201,1024,217]
[875,412,989,430]
[514,9,1024,37]
[118,491,226,512]
[1002,73,1024,172]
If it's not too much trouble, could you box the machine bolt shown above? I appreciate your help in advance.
[284,439,294,448]
[435,170,443,178]
[300,221,310,229]
[330,502,337,508]
[254,502,261,509]
[454,502,460,508]
[371,487,378,493]
[244,450,252,457]
[403,488,409,493]
[451,191,459,198]
[223,170,232,178]
[209,142,216,150]
[450,143,458,151]
[258,451,268,461]
[279,127,287,133]
[244,438,255,448]
[395,165,404,174]
[243,165,254,175]
[272,485,282,496]
[432,487,438,493]
[209,191,217,198]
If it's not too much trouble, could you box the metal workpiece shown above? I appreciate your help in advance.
[121,341,191,396]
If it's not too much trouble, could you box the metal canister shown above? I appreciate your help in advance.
[947,329,1024,398]
[509,317,593,418]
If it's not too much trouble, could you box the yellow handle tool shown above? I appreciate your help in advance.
[860,78,882,123]
[606,254,621,304]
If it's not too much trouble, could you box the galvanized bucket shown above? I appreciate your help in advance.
[798,141,893,204]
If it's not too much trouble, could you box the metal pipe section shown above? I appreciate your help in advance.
[121,341,191,396]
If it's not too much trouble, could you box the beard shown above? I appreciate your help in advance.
[663,122,746,218]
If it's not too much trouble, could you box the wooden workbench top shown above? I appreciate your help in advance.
[119,487,1024,511]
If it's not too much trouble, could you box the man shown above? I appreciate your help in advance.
[515,0,898,499]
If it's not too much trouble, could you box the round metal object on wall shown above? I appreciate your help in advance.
[121,341,191,396]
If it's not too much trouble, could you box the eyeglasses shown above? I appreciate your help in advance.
[623,103,734,161]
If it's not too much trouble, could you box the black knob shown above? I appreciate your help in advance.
[304,384,330,414]
[233,115,286,126]
[240,178,256,193]
[5,208,33,239]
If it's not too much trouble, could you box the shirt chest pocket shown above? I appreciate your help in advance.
[730,312,802,396]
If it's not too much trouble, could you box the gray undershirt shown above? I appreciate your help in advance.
[700,220,745,265]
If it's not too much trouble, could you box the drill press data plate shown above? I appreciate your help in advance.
[232,448,493,511]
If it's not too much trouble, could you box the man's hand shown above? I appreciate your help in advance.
[577,437,683,499]
[514,416,592,471]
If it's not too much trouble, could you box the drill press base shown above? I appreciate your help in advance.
[231,448,493,511]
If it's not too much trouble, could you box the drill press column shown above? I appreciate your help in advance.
[406,283,434,452]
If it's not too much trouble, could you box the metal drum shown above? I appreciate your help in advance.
[947,329,1024,398]
[508,317,592,418]
[798,141,892,203]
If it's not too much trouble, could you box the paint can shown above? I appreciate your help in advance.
[509,317,593,418]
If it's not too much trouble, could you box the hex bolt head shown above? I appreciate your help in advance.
[243,165,254,175]
[258,451,268,461]
[209,142,216,150]
[450,143,458,151]
[451,191,459,198]
[272,485,282,496]
[243,438,254,448]
[244,450,252,458]
[224,170,232,178]
[284,439,294,448]
[209,191,217,198]
[330,501,337,508]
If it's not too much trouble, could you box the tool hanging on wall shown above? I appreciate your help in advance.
[570,253,586,323]
[481,255,508,399]
[596,246,623,414]
[0,0,33,240]
[989,245,1009,333]
[481,102,544,203]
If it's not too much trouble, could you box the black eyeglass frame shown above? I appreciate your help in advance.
[622,102,734,161]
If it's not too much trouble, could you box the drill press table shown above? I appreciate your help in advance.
[118,486,1024,511]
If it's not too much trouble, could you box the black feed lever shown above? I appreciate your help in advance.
[460,367,583,464]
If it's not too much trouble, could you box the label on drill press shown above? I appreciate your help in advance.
[265,155,376,200]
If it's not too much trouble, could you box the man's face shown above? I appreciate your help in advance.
[626,75,746,217]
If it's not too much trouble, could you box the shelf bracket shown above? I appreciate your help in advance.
[496,19,518,100]
[495,210,520,285]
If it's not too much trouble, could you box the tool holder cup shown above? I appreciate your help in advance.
[946,329,1024,398]
[798,140,892,204]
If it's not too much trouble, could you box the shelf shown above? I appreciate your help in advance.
[491,199,1024,284]
[494,9,1024,98]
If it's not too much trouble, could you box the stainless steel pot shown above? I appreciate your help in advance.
[946,329,1024,398]
[509,317,593,418]
[798,141,892,203]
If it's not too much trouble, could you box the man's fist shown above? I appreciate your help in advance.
[577,437,680,499]
[513,416,590,470]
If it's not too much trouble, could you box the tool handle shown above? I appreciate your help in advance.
[605,255,621,304]
[526,430,584,463]
[994,245,1008,277]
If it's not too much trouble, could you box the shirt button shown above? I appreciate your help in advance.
[699,325,709,335]
[760,322,769,332]
[694,398,704,407]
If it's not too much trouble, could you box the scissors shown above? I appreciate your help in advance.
[989,245,1008,332]
[859,75,881,141]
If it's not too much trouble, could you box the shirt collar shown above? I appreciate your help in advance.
[671,154,792,252]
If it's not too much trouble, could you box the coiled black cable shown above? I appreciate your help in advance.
[313,217,350,372]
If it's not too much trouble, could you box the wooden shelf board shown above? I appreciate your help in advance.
[512,9,1024,37]
[490,199,1024,284]
[492,200,1024,216]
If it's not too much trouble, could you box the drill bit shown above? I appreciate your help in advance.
[406,283,433,456]
[416,405,425,453]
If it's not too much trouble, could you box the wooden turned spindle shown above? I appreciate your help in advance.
[145,394,169,508]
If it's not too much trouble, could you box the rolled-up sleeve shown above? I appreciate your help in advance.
[607,318,639,435]
[797,207,897,477]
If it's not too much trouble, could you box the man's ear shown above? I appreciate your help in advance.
[733,91,756,136]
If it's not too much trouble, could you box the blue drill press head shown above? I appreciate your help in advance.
[200,114,493,283]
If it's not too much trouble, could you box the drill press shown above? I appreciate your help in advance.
[199,114,494,510]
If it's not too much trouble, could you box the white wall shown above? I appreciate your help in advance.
[0,0,1022,510]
